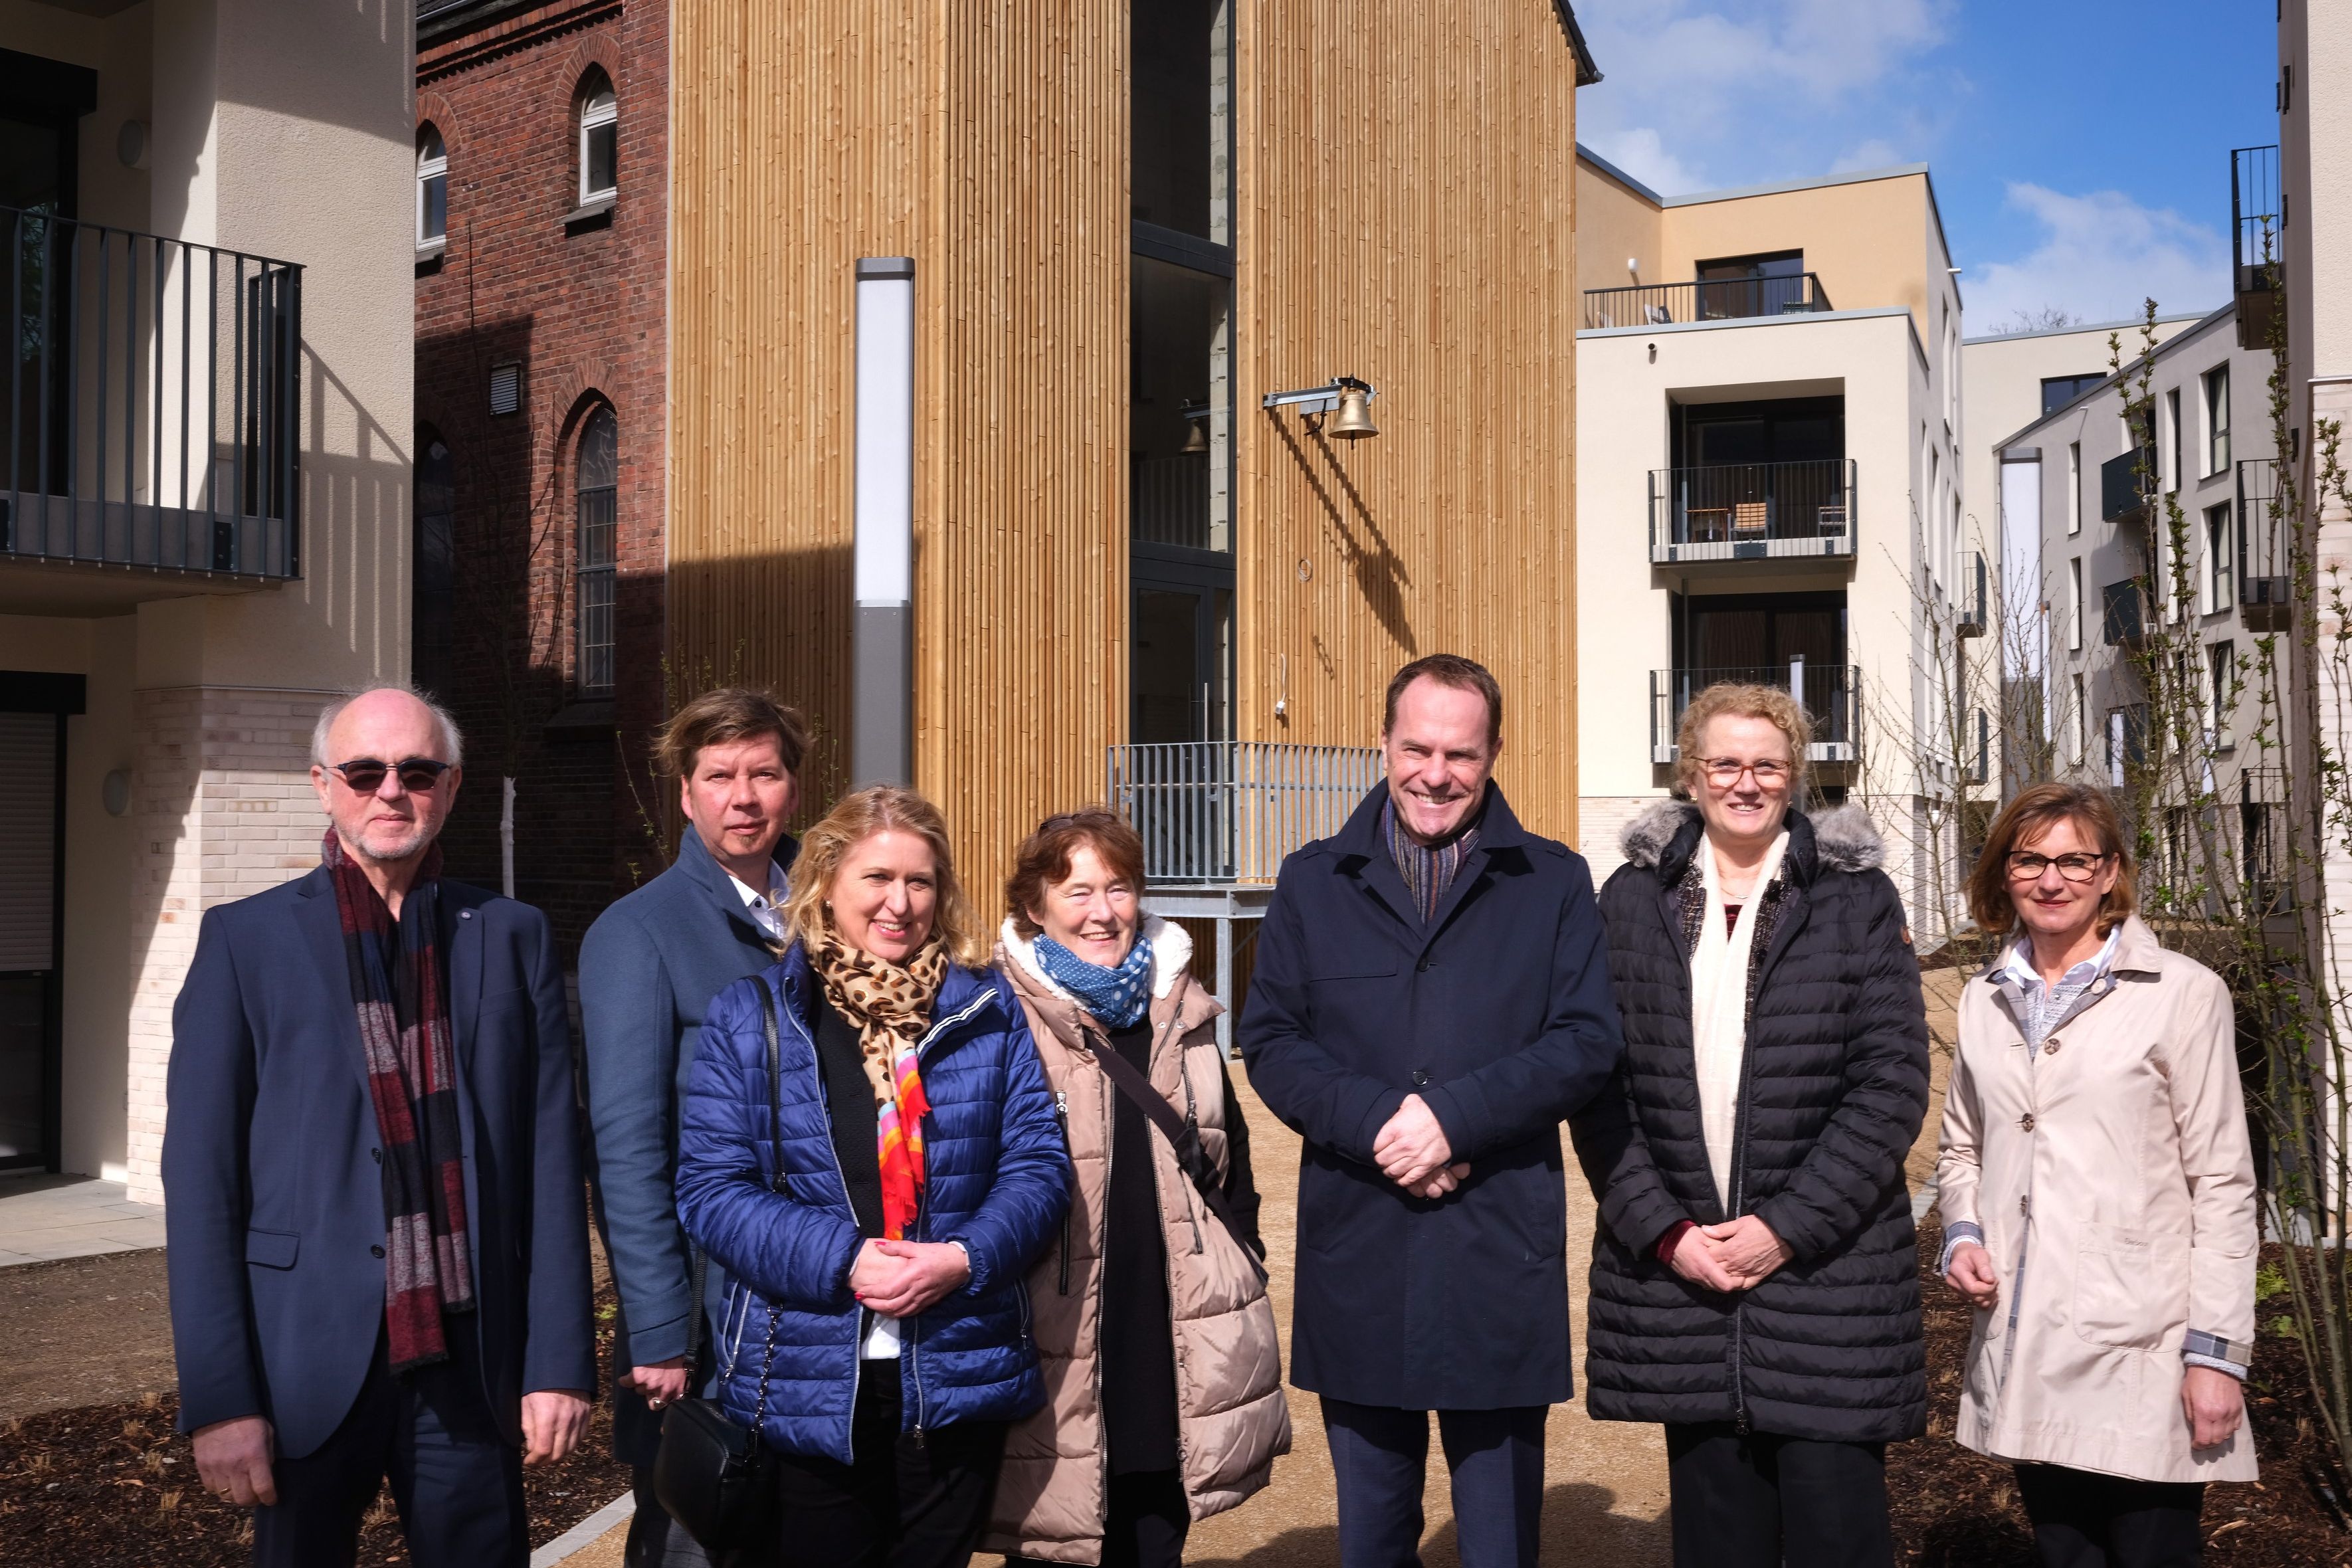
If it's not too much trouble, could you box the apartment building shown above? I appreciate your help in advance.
[412,0,669,950]
[1572,148,1970,931]
[0,1,413,1197]
[2002,305,2284,870]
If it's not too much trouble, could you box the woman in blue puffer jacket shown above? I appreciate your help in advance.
[678,785,1071,1568]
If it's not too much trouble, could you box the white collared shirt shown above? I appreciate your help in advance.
[729,862,790,945]
[2001,926,2119,1048]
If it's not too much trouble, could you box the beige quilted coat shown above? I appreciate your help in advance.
[982,916,1290,1565]
[1936,916,2257,1484]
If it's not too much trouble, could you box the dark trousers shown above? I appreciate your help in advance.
[627,1462,722,1567]
[1007,1468,1190,1568]
[1664,1422,1892,1568]
[769,1365,1007,1568]
[1320,1397,1548,1568]
[2014,1465,2207,1568]
[252,1322,524,1568]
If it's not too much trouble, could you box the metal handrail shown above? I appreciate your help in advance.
[2231,145,2282,289]
[1107,741,1382,884]
[1646,458,1855,561]
[1583,272,1833,330]
[3,204,301,577]
[1648,663,1860,764]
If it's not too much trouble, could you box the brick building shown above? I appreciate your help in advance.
[414,0,668,954]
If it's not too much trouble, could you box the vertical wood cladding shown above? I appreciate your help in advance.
[1235,0,1583,840]
[670,0,1581,886]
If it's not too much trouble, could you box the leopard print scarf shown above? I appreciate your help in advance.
[809,930,949,1105]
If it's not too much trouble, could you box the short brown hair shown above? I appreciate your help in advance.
[655,686,810,780]
[1383,654,1503,750]
[1966,782,2138,941]
[1005,808,1148,939]
[1674,682,1812,799]
[779,785,988,966]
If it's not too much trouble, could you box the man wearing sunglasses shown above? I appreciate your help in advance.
[163,685,595,1567]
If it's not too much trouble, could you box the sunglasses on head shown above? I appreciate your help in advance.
[326,757,454,795]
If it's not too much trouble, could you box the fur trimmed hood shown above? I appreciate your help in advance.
[997,912,1195,1002]
[1618,798,1886,878]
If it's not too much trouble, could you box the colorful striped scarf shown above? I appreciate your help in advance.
[323,829,473,1375]
[1381,795,1484,924]
[811,933,949,1240]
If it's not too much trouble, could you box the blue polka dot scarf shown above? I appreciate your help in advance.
[1032,931,1156,1030]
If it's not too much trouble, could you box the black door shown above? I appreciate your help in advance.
[1131,546,1232,744]
[0,672,76,1172]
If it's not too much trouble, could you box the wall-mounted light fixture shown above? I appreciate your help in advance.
[1179,399,1210,454]
[1262,376,1379,441]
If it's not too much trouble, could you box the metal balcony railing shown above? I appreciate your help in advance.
[1106,741,1381,885]
[4,205,300,577]
[2232,144,2282,349]
[2101,444,2154,524]
[1647,458,1856,563]
[1967,708,1990,785]
[1956,549,1987,637]
[1648,662,1859,765]
[1582,272,1833,331]
[2238,457,2291,628]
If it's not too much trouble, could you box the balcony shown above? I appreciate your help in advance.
[1583,272,1833,331]
[2101,444,2155,524]
[1648,663,1858,765]
[2238,457,2291,630]
[3,206,301,596]
[2102,579,2149,648]
[1967,708,1989,786]
[1956,549,1987,637]
[1648,459,1856,565]
[1107,741,1380,888]
[2232,145,2282,351]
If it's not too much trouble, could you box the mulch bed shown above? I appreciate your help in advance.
[1894,1220,2351,1566]
[0,1288,633,1567]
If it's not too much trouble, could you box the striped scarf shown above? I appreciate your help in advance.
[323,829,473,1375]
[811,933,949,1240]
[1382,795,1484,924]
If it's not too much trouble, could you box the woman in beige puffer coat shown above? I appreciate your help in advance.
[983,809,1290,1567]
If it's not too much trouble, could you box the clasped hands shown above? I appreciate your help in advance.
[1667,1215,1793,1292]
[850,1236,971,1318]
[1373,1093,1470,1199]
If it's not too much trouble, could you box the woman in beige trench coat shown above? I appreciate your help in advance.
[1937,783,2257,1567]
[983,809,1290,1568]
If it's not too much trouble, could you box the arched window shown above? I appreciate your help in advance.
[413,429,457,699]
[575,405,618,693]
[578,78,617,205]
[417,126,447,246]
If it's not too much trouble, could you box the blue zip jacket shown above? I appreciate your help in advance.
[676,941,1070,1462]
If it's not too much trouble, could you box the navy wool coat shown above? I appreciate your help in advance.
[1572,801,1929,1442]
[1239,784,1624,1411]
[675,943,1070,1462]
[578,829,796,1464]
[163,870,595,1459]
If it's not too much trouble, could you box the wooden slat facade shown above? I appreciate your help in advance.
[669,0,1585,890]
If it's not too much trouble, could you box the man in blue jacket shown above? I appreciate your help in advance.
[1241,654,1624,1568]
[578,687,806,1565]
[165,685,593,1567]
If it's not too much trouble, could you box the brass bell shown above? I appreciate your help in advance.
[1330,380,1379,440]
[1181,415,1210,455]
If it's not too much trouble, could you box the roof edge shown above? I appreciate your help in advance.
[1574,143,1662,205]
[1556,1,1603,86]
[1962,311,2210,347]
[1989,302,2240,451]
[1657,161,1931,209]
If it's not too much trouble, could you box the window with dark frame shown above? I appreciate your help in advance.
[2206,501,2234,614]
[575,406,617,694]
[2206,365,2231,474]
[2041,373,2107,415]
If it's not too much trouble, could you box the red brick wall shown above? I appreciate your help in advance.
[415,0,668,955]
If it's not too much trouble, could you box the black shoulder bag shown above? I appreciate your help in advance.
[1082,1025,1268,1282]
[654,975,789,1551]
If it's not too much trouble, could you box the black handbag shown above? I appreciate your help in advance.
[653,975,789,1551]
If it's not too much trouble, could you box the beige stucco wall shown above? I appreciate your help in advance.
[1574,156,1664,296]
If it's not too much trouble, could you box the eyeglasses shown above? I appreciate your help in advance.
[2005,850,2111,883]
[326,757,454,795]
[1699,758,1793,788]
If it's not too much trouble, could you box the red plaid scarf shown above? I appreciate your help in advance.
[324,829,474,1374]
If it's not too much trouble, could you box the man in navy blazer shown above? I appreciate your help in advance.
[579,686,805,1565]
[164,686,594,1567]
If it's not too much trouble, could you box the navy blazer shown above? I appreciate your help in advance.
[162,867,596,1460]
[577,830,795,1464]
[1239,783,1624,1411]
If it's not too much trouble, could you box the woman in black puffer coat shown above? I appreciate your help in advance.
[1571,683,1929,1568]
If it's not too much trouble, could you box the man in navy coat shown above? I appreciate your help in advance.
[165,686,594,1567]
[578,687,805,1565]
[1241,654,1623,1568]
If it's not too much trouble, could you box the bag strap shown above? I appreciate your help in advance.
[686,975,792,1371]
[745,975,789,1415]
[1082,1023,1267,1282]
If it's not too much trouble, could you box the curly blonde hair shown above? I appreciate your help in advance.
[780,785,989,967]
[1673,681,1812,799]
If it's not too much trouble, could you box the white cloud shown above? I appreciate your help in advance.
[1830,139,1900,174]
[1964,183,2228,330]
[1585,127,1708,195]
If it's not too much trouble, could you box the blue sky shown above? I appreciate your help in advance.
[1573,0,2280,332]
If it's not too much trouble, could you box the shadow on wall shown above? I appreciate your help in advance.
[1270,413,1417,656]
[1185,1480,1672,1567]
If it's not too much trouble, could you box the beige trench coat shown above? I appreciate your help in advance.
[1935,916,2257,1484]
[982,916,1291,1565]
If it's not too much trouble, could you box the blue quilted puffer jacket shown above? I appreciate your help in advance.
[676,942,1071,1463]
